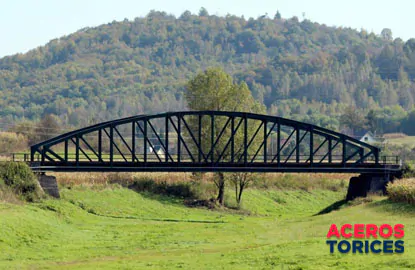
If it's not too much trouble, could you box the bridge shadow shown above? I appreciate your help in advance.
[67,195,226,224]
[365,198,415,215]
[314,199,348,216]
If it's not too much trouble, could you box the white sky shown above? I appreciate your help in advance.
[0,0,413,57]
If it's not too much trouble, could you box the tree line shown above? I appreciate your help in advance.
[1,9,415,136]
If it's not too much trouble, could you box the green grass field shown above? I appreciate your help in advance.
[0,185,414,269]
[387,136,415,146]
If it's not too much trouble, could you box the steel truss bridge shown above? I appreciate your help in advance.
[29,111,400,173]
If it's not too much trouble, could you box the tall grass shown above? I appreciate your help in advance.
[52,172,349,203]
[54,172,193,187]
[251,173,348,192]
[387,179,415,205]
[53,172,349,187]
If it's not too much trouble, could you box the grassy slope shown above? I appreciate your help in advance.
[388,136,415,146]
[0,186,414,269]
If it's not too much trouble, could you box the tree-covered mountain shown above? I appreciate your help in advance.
[1,9,415,134]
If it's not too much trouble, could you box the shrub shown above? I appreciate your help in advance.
[129,177,196,198]
[387,179,415,205]
[0,162,42,202]
[0,132,29,155]
[401,163,415,178]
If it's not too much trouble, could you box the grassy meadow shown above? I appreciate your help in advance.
[387,136,415,146]
[0,173,414,269]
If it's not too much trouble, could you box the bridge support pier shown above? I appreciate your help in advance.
[37,173,60,198]
[346,173,398,201]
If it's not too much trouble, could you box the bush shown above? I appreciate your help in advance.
[0,162,42,202]
[0,132,28,155]
[128,177,196,198]
[387,179,415,205]
[401,163,415,178]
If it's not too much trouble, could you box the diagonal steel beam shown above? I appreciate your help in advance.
[168,117,195,162]
[136,121,163,163]
[306,137,328,163]
[250,121,277,163]
[319,139,340,163]
[205,117,232,161]
[271,128,296,163]
[283,130,308,164]
[103,128,128,162]
[114,126,139,162]
[180,115,208,162]
[237,121,264,163]
[215,117,244,163]
[79,136,102,162]
[147,120,174,162]
[355,150,374,164]
[43,152,55,162]
[44,147,65,162]
[70,137,92,162]
[345,146,363,163]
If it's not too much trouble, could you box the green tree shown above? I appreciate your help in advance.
[366,109,378,134]
[199,7,209,17]
[185,67,264,205]
[402,110,415,135]
[274,10,281,20]
[36,114,61,142]
[340,106,366,135]
[230,172,255,207]
[381,28,393,41]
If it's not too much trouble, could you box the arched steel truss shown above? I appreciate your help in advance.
[30,111,399,173]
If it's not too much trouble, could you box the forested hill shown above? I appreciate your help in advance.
[1,10,415,133]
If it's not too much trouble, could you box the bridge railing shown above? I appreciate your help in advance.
[12,152,401,165]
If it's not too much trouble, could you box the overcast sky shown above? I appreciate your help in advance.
[0,0,413,57]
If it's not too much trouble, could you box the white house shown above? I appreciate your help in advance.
[359,131,378,144]
[149,146,165,159]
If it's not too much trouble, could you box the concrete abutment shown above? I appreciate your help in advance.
[37,173,60,198]
[346,173,400,201]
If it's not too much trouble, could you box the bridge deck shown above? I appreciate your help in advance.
[30,161,401,173]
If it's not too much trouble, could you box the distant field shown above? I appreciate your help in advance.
[387,136,415,146]
[0,184,414,269]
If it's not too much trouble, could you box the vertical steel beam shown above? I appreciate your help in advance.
[231,117,235,163]
[328,138,332,163]
[211,113,214,163]
[109,126,113,165]
[277,120,281,165]
[64,140,68,162]
[132,122,135,162]
[342,136,346,166]
[198,114,202,163]
[244,115,248,164]
[374,148,379,164]
[263,120,267,163]
[75,135,80,166]
[98,129,102,162]
[296,128,300,163]
[144,120,147,163]
[177,116,181,163]
[309,128,313,165]
[165,117,169,162]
